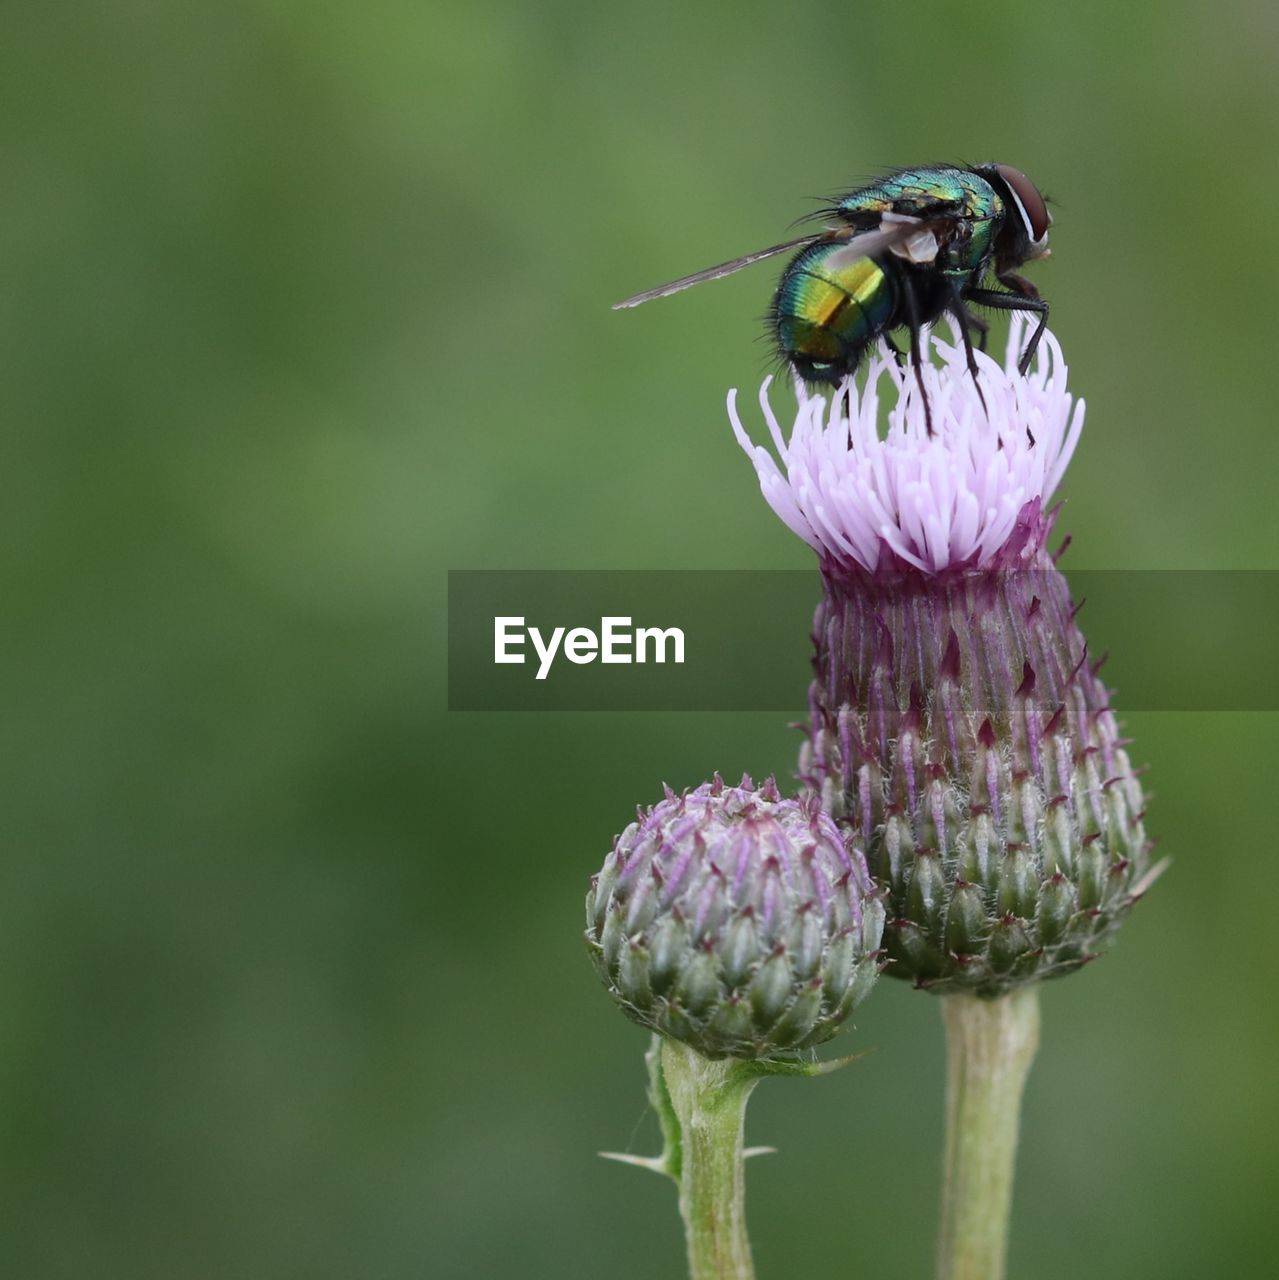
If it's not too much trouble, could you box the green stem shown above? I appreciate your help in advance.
[935,987,1041,1280]
[660,1038,759,1280]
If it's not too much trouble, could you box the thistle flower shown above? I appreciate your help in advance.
[586,774,884,1059]
[731,318,1157,994]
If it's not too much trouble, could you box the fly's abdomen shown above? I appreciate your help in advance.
[773,242,896,385]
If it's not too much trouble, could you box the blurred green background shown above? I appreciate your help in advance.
[4,1,1277,1276]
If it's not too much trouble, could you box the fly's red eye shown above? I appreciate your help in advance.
[995,164,1050,244]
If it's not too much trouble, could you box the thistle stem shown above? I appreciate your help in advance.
[935,987,1040,1280]
[660,1038,759,1280]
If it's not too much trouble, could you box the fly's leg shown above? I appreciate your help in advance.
[1000,271,1049,372]
[948,280,989,418]
[900,274,934,437]
[966,309,990,352]
[968,275,1049,374]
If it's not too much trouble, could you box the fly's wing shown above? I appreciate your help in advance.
[818,215,949,268]
[612,218,943,310]
[612,233,836,309]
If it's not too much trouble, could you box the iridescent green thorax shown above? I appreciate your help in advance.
[834,166,1005,279]
[772,243,896,382]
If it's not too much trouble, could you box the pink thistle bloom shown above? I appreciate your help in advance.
[728,318,1155,994]
[729,315,1084,574]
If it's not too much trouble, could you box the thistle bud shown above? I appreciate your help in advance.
[586,774,884,1058]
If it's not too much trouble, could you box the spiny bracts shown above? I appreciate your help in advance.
[800,544,1155,995]
[586,774,884,1059]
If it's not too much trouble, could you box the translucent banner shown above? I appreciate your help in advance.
[447,570,1279,712]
